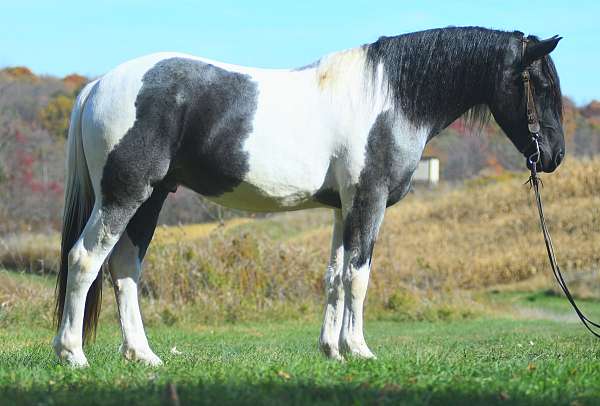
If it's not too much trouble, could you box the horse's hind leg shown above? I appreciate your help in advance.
[53,202,140,367]
[108,187,168,366]
[319,209,345,360]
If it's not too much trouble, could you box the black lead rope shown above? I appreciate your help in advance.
[527,152,600,338]
[520,36,600,337]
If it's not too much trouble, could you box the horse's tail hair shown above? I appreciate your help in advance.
[54,81,100,344]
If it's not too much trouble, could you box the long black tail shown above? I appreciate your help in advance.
[54,81,102,344]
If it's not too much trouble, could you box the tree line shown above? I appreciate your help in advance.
[1,66,599,233]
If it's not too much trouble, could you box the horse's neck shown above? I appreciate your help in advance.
[310,43,495,140]
[363,30,510,138]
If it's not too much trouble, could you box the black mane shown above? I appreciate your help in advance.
[364,27,544,133]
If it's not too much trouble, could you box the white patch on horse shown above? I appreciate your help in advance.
[53,206,120,367]
[211,47,390,211]
[319,210,345,360]
[109,233,162,366]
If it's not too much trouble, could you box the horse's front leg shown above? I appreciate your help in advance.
[319,209,345,360]
[338,189,387,359]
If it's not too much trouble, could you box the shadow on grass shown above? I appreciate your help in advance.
[2,380,589,406]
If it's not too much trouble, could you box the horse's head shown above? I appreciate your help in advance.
[490,35,564,173]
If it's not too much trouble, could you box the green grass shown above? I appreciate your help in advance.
[0,269,55,288]
[3,270,600,405]
[2,315,600,406]
[487,289,600,319]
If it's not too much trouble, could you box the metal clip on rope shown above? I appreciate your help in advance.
[528,134,540,167]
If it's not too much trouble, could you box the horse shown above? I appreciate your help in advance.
[53,26,564,366]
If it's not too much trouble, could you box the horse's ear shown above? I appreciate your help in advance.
[524,35,562,66]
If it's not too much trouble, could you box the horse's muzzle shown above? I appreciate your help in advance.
[526,149,563,173]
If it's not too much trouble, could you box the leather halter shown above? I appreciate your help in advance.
[521,38,541,166]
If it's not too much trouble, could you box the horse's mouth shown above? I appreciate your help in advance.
[525,154,559,173]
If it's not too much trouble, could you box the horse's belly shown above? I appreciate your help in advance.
[204,152,331,211]
[205,180,325,212]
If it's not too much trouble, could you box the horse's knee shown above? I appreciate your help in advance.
[68,241,94,273]
[66,240,103,287]
[324,268,342,298]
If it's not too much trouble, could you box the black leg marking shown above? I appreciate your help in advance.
[314,188,342,208]
[342,109,426,267]
[126,186,169,261]
[343,191,386,269]
[313,162,342,208]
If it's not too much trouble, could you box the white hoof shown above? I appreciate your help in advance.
[319,340,344,361]
[121,345,163,367]
[52,337,89,368]
[340,339,377,360]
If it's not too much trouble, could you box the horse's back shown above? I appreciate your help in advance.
[80,52,338,211]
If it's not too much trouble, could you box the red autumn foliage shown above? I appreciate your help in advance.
[2,66,37,82]
[62,74,88,92]
[1,65,599,232]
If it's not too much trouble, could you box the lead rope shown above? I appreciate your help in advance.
[528,162,600,338]
[522,36,600,337]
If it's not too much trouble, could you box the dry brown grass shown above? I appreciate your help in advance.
[374,158,600,292]
[153,218,251,245]
[2,157,599,324]
[0,270,54,326]
[0,233,59,273]
[0,219,249,274]
[136,157,600,322]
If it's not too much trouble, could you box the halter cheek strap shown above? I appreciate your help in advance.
[521,38,541,167]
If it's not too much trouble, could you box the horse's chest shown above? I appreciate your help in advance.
[354,111,427,207]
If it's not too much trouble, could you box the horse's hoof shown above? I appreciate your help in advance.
[140,353,163,367]
[52,337,89,368]
[319,341,344,361]
[121,345,163,367]
[339,338,377,360]
[348,346,377,360]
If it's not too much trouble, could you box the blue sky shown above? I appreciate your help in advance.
[1,0,598,104]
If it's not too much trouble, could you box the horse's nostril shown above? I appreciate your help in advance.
[555,150,564,166]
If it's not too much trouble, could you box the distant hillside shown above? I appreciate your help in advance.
[1,66,599,233]
[4,157,597,322]
[137,157,600,321]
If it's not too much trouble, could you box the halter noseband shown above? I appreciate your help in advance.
[521,38,541,169]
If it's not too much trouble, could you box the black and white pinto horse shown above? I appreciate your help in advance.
[54,27,564,366]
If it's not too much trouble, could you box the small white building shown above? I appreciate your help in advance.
[413,157,440,186]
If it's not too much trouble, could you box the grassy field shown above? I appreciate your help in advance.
[2,268,600,405]
[3,307,600,405]
[1,158,600,405]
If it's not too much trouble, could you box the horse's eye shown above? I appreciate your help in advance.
[530,74,549,90]
[538,80,550,90]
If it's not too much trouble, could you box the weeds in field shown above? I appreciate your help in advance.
[1,157,599,325]
[0,233,59,273]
